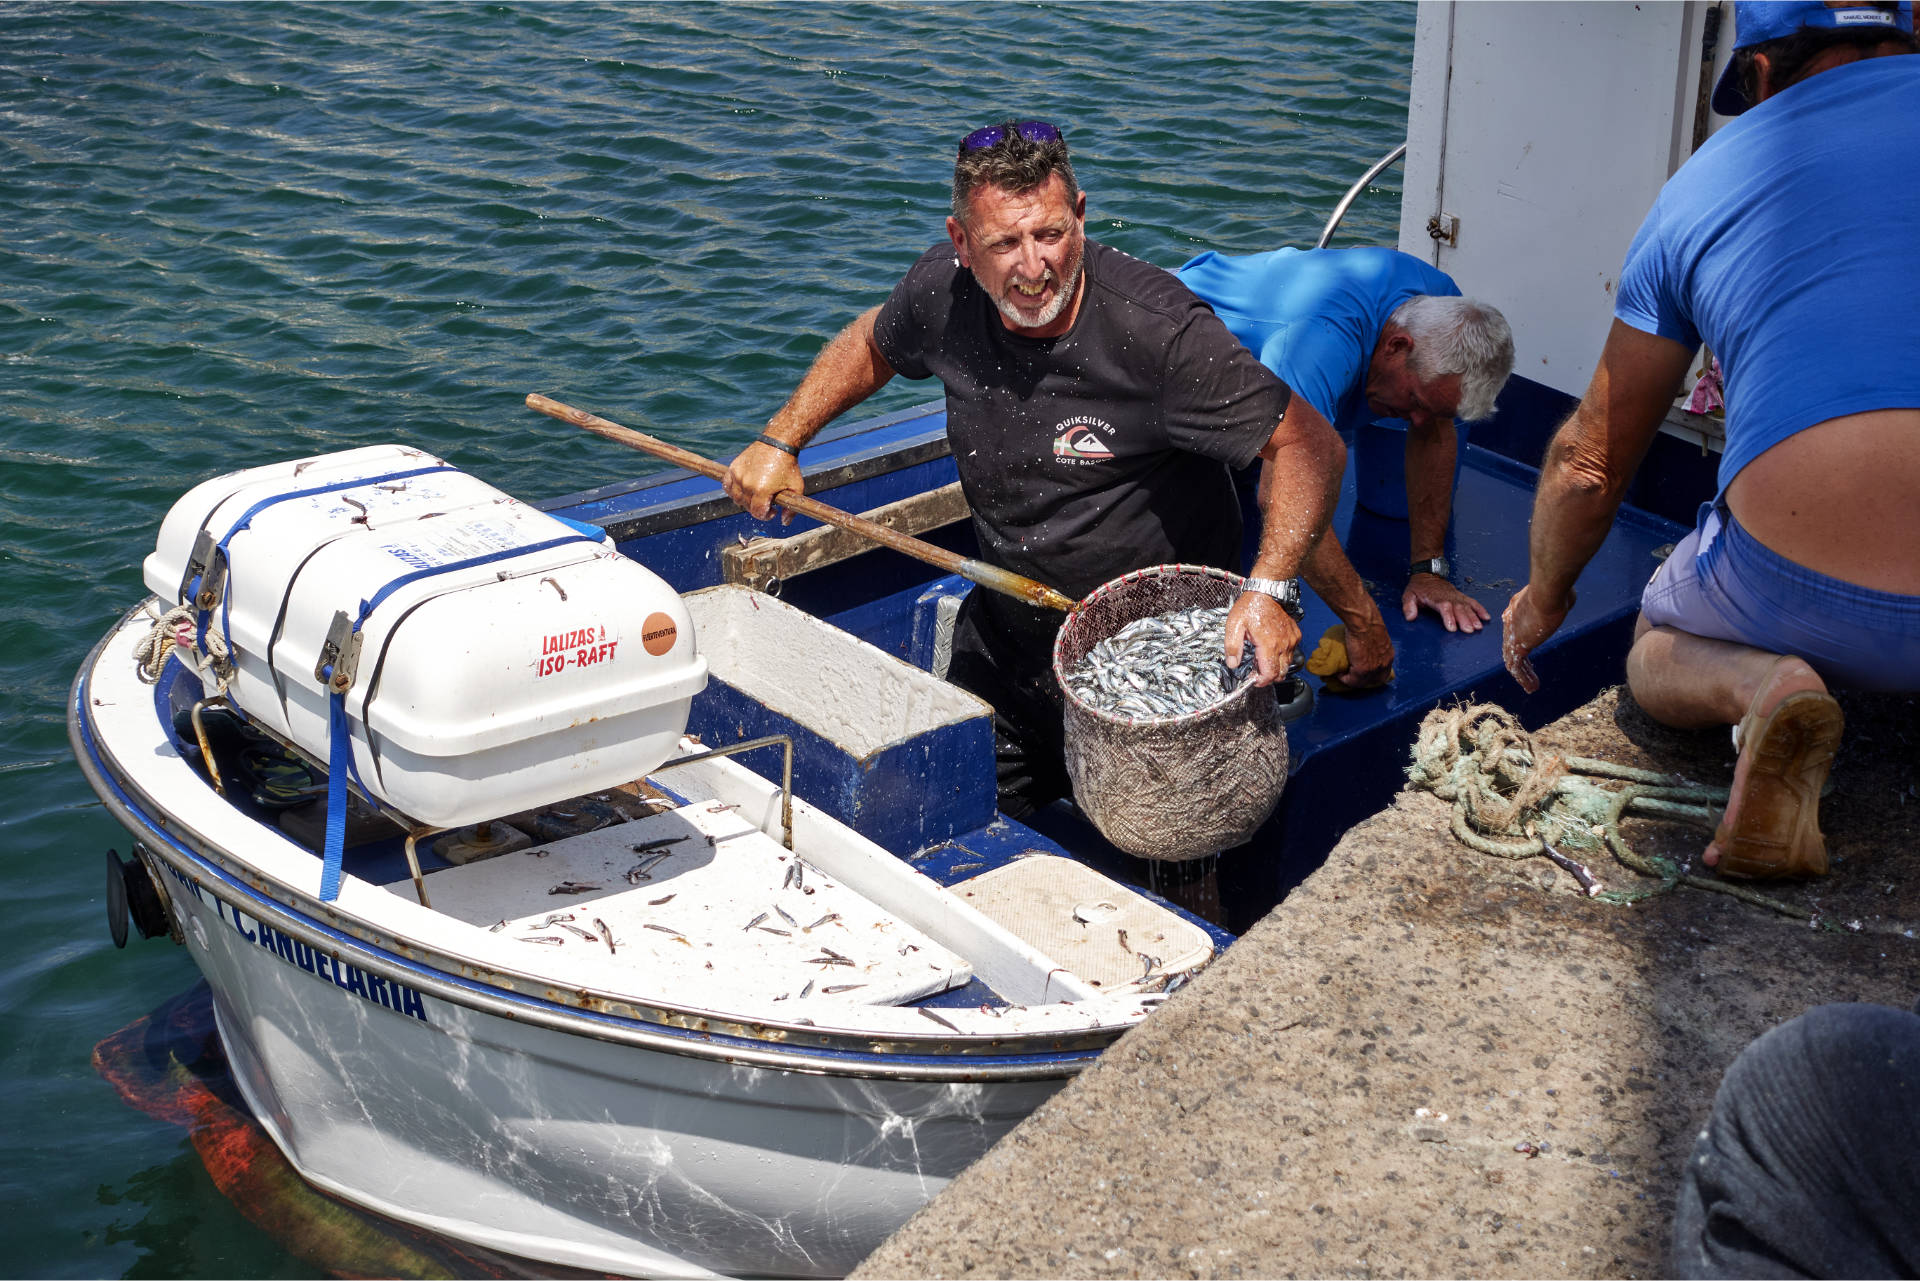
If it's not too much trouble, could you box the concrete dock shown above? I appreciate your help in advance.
[856,686,1919,1279]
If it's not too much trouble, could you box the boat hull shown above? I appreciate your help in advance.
[132,832,1061,1278]
[72,599,1099,1278]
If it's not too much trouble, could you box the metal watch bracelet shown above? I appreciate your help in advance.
[1240,575,1304,620]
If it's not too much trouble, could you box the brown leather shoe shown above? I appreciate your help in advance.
[1711,689,1845,879]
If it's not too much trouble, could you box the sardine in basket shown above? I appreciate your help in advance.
[1053,564,1290,862]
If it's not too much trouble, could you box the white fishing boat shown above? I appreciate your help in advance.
[71,443,1217,1277]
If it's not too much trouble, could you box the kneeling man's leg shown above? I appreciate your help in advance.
[1627,621,1841,876]
[1627,513,1843,877]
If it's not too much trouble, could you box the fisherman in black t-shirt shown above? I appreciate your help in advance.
[723,120,1346,817]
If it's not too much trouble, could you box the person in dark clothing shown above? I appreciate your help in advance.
[723,121,1344,816]
[1673,1000,1920,1278]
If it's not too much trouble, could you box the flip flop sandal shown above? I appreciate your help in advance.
[1712,688,1844,879]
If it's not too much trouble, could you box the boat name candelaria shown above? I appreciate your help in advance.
[160,861,429,1023]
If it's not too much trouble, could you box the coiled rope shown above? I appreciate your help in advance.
[132,600,231,691]
[1407,703,1808,919]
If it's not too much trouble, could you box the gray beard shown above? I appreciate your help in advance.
[994,255,1083,330]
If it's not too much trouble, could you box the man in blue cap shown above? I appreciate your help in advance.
[1178,247,1515,689]
[1503,2,1920,881]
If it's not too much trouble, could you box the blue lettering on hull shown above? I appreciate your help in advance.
[197,884,430,1024]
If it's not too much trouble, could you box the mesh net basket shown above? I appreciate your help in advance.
[1052,564,1290,861]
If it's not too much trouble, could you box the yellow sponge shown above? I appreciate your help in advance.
[1305,623,1394,694]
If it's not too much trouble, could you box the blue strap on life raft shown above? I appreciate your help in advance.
[186,464,458,661]
[315,530,598,902]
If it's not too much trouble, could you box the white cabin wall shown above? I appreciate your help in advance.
[1399,1,1728,403]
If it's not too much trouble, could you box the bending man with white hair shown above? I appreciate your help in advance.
[1179,247,1515,688]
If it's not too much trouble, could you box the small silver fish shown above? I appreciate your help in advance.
[1066,604,1252,720]
[774,905,797,927]
[522,935,565,946]
[556,921,598,942]
[918,1008,960,1032]
[594,917,615,954]
[804,913,840,932]
[822,983,866,994]
[648,894,676,906]
[549,881,599,895]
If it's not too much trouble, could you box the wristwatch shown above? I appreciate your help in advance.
[1409,555,1452,580]
[1240,575,1304,620]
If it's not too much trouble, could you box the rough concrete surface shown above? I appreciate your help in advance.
[855,686,1919,1279]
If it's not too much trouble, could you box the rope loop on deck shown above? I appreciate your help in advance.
[1408,703,1812,920]
[134,600,231,692]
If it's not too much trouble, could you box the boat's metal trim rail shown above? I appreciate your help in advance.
[657,733,796,849]
[69,611,1125,1079]
[1317,140,1407,249]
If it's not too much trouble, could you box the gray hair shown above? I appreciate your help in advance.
[1389,294,1515,422]
[950,124,1079,227]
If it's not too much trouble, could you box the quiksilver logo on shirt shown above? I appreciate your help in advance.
[1053,417,1116,464]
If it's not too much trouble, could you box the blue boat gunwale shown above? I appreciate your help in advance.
[68,610,1133,1081]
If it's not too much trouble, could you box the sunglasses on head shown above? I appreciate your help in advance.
[958,120,1064,154]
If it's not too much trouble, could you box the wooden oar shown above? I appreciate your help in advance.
[526,393,1079,613]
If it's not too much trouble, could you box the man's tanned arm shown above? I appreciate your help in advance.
[1226,393,1345,684]
[1502,320,1693,690]
[724,306,895,521]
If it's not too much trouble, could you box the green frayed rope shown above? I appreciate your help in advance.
[1409,703,1810,920]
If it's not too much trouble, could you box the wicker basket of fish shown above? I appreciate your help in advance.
[1052,564,1291,861]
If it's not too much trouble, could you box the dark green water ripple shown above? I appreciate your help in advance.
[1,3,1410,1274]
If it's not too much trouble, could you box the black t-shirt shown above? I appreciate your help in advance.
[872,239,1291,624]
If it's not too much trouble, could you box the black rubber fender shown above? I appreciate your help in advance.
[105,846,170,946]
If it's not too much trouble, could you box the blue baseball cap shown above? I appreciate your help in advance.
[1712,0,1914,115]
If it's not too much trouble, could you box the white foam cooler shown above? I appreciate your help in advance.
[144,444,708,828]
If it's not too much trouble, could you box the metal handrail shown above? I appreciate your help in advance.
[1315,140,1408,249]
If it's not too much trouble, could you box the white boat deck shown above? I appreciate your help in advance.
[403,798,972,1007]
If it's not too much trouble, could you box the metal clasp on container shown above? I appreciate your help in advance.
[177,529,228,610]
[313,610,363,692]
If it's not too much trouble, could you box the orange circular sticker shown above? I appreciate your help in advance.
[640,612,678,656]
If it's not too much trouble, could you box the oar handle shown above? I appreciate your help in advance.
[526,394,1078,613]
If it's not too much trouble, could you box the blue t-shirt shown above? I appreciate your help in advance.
[1175,246,1460,432]
[1615,55,1920,494]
